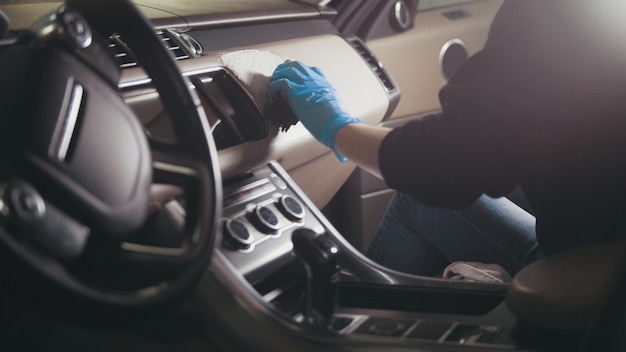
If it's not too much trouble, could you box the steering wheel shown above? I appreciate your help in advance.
[0,0,220,309]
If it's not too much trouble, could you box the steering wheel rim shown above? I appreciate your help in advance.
[0,0,221,309]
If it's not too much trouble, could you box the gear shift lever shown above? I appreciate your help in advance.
[291,228,340,330]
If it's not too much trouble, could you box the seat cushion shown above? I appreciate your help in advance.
[506,239,626,330]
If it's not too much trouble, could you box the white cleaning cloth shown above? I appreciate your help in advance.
[219,49,289,112]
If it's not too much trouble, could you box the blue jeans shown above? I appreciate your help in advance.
[366,192,544,277]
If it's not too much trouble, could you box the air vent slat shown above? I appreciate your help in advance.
[348,38,396,92]
[108,34,138,68]
[109,29,200,69]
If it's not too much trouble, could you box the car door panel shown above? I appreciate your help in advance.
[368,0,503,120]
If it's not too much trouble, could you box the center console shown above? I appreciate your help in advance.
[217,161,522,350]
[220,162,325,283]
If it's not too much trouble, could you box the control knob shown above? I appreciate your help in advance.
[248,205,281,233]
[223,218,253,250]
[276,195,305,221]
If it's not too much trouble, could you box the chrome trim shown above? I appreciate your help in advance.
[164,29,203,57]
[153,161,198,176]
[225,178,275,209]
[394,0,412,30]
[118,65,224,90]
[0,183,8,220]
[118,77,153,90]
[120,242,187,256]
[438,38,468,80]
[56,79,83,162]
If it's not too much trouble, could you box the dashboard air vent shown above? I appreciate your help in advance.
[108,29,201,69]
[348,38,397,92]
[109,34,137,68]
[157,30,190,61]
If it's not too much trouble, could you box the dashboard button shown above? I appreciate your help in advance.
[277,195,304,221]
[270,173,287,189]
[223,218,253,250]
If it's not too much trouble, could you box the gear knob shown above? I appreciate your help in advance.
[291,228,340,329]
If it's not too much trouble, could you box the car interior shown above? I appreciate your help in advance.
[0,0,625,351]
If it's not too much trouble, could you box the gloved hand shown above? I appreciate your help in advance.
[269,61,363,162]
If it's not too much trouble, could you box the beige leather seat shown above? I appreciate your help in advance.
[506,239,626,331]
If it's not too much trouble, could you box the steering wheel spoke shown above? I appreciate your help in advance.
[118,150,215,260]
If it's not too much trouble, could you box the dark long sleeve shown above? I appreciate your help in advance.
[379,0,626,254]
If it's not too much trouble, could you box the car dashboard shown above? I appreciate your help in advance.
[1,1,603,351]
[117,3,397,184]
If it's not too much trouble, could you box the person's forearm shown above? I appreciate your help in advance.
[267,61,392,175]
[334,123,391,179]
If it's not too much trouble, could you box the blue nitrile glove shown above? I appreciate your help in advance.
[269,61,363,162]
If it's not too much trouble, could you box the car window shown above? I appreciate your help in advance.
[417,0,478,11]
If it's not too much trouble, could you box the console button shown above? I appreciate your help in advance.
[250,205,281,233]
[277,195,305,221]
[223,218,253,250]
[270,173,287,189]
